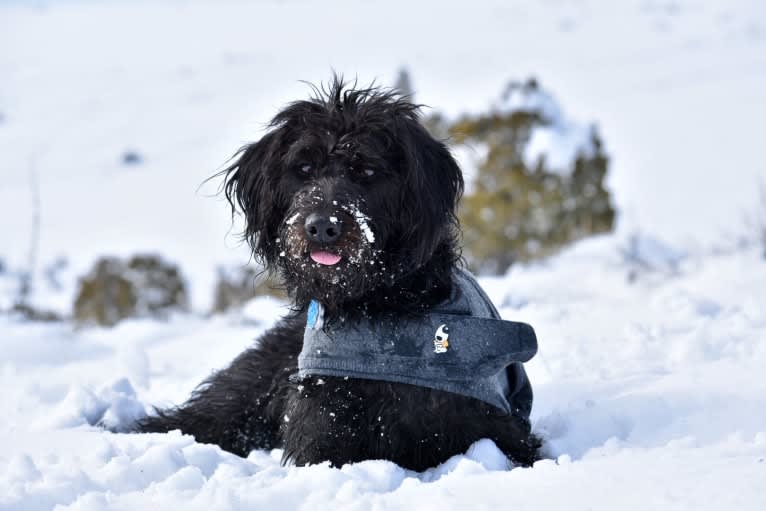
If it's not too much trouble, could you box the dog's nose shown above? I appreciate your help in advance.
[304,213,342,244]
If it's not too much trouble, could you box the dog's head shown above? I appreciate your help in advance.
[223,78,463,313]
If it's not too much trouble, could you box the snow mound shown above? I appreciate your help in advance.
[39,378,146,432]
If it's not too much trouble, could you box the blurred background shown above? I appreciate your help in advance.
[1,0,765,326]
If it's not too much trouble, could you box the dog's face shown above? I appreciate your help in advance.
[223,80,463,312]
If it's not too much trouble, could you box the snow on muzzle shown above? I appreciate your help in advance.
[280,200,376,268]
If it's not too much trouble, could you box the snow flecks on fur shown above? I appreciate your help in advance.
[278,190,384,305]
[344,203,376,244]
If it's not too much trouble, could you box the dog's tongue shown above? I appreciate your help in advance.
[310,251,342,266]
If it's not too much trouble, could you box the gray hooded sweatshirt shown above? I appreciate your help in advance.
[297,269,537,418]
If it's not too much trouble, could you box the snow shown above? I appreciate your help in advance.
[493,79,598,173]
[345,204,376,244]
[1,0,766,509]
[524,122,597,175]
[2,238,766,509]
[495,80,564,121]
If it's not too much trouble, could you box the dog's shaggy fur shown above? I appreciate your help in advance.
[135,78,541,471]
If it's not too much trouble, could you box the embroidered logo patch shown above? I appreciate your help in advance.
[433,324,450,353]
[307,300,324,330]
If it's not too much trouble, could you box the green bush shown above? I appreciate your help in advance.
[442,78,615,274]
[74,254,188,326]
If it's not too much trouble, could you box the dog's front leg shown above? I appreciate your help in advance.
[280,375,376,468]
[134,314,305,457]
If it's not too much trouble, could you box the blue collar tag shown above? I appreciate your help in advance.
[307,300,324,330]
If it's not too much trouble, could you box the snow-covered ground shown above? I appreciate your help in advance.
[2,0,766,509]
[2,238,765,510]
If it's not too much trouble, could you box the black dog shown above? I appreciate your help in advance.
[135,78,541,471]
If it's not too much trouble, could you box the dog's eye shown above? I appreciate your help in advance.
[362,169,375,177]
[299,164,313,174]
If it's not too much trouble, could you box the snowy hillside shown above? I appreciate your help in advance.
[1,0,766,509]
[2,0,766,310]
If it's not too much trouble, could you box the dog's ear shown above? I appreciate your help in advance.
[223,130,285,266]
[395,118,464,268]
